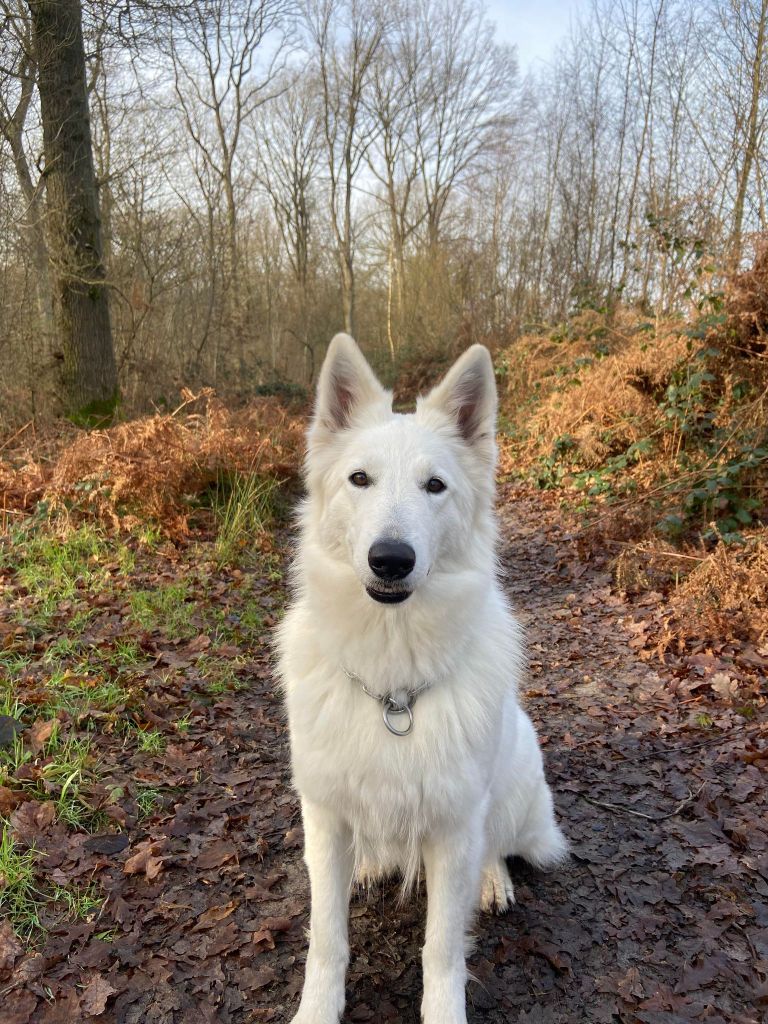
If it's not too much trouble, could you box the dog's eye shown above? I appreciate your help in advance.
[426,477,446,494]
[349,471,370,487]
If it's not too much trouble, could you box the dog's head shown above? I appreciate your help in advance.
[304,333,498,605]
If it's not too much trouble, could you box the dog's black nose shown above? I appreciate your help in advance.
[368,539,416,580]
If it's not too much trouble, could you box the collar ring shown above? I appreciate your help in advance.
[383,697,414,736]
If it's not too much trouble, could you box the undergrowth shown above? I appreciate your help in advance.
[0,829,42,938]
[498,247,768,648]
[0,391,303,537]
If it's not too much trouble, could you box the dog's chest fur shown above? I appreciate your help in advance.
[280,593,521,872]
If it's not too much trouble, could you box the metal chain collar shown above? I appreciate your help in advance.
[342,668,432,737]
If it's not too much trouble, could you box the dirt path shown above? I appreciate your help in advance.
[5,488,766,1023]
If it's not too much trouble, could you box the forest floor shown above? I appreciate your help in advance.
[1,483,766,1024]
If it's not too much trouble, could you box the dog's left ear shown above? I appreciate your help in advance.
[419,345,497,454]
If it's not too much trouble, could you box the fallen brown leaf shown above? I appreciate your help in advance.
[27,717,55,754]
[0,918,23,972]
[10,799,56,844]
[192,900,238,931]
[0,784,21,816]
[123,839,167,879]
[80,974,117,1017]
[196,839,237,869]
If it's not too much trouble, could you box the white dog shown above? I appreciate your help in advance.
[277,334,568,1024]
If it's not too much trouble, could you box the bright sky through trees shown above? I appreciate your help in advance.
[487,0,585,67]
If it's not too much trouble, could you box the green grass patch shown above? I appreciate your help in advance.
[213,472,281,566]
[174,712,193,734]
[0,682,26,721]
[133,523,164,549]
[50,881,104,922]
[136,786,163,820]
[41,663,132,716]
[107,639,144,667]
[0,827,42,939]
[15,525,108,597]
[129,581,194,639]
[210,593,264,642]
[262,551,285,583]
[135,728,165,754]
[42,635,89,662]
[196,654,247,695]
[0,733,31,780]
[0,726,106,833]
[0,826,107,939]
[36,732,102,831]
[6,524,136,632]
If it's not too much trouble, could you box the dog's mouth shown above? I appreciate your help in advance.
[365,585,412,604]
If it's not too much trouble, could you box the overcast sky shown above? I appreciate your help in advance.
[487,0,587,70]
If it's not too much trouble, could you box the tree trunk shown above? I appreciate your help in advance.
[340,254,355,336]
[28,0,118,419]
[223,171,246,374]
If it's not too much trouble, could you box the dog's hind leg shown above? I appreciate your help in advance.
[488,705,569,878]
[291,799,353,1024]
[479,857,515,914]
[514,776,569,870]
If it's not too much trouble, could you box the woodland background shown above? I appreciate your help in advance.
[2,0,768,419]
[0,2,767,1020]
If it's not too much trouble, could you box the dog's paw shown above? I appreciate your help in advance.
[290,997,342,1024]
[480,858,515,914]
[421,995,468,1024]
[290,975,345,1024]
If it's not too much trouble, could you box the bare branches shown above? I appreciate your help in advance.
[2,0,768,413]
[303,0,385,334]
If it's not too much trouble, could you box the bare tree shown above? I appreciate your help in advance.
[255,73,320,292]
[253,73,321,377]
[0,3,54,367]
[365,2,423,352]
[409,0,517,250]
[304,0,384,336]
[27,0,117,416]
[727,0,768,249]
[5,0,768,420]
[168,0,292,369]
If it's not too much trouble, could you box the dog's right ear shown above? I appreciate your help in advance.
[311,334,390,444]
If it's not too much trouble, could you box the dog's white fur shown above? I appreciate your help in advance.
[277,335,567,1024]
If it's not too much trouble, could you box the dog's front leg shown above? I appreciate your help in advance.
[421,817,485,1024]
[292,798,353,1024]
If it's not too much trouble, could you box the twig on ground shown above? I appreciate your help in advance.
[579,782,705,822]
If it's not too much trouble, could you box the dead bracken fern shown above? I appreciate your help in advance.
[669,530,768,646]
[722,245,768,358]
[498,313,692,473]
[0,460,47,519]
[0,390,304,536]
[498,247,768,650]
[612,540,705,596]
